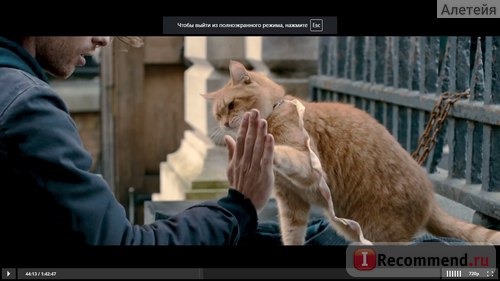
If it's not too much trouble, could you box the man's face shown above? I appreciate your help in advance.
[35,37,109,79]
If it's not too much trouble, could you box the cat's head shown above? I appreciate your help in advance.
[203,60,285,144]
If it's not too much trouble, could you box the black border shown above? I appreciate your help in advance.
[2,245,348,268]
[2,2,500,35]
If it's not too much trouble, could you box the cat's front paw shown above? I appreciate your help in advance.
[360,237,373,245]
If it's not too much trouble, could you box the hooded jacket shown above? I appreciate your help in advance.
[0,37,257,246]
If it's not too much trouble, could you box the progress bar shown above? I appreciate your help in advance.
[2,268,497,279]
[5,268,348,280]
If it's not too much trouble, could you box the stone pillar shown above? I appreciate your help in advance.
[245,37,319,100]
[153,36,319,201]
[153,37,248,201]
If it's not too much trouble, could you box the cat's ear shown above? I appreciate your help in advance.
[229,60,251,85]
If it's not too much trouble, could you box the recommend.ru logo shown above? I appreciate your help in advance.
[353,248,376,270]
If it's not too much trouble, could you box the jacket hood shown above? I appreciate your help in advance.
[0,37,48,82]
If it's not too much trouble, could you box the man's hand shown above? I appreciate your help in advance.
[224,109,275,213]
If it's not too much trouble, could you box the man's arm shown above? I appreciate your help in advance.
[0,83,260,245]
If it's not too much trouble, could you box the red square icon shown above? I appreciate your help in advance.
[353,248,376,270]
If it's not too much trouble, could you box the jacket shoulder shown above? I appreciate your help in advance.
[0,67,49,88]
[0,67,57,116]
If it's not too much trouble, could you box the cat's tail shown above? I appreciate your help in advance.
[426,204,500,244]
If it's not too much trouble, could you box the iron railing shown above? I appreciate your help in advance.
[310,36,499,228]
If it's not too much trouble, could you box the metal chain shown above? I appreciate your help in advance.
[411,89,470,166]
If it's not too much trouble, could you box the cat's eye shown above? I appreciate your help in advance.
[228,101,235,110]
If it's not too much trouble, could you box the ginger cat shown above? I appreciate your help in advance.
[204,60,500,245]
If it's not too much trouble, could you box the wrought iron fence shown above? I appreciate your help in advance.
[310,36,499,228]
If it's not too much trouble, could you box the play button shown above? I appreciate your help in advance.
[2,268,16,279]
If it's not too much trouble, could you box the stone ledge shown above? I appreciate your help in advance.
[50,79,100,112]
[429,168,500,222]
[185,189,229,200]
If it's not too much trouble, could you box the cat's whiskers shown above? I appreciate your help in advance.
[209,126,238,146]
[208,126,226,145]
